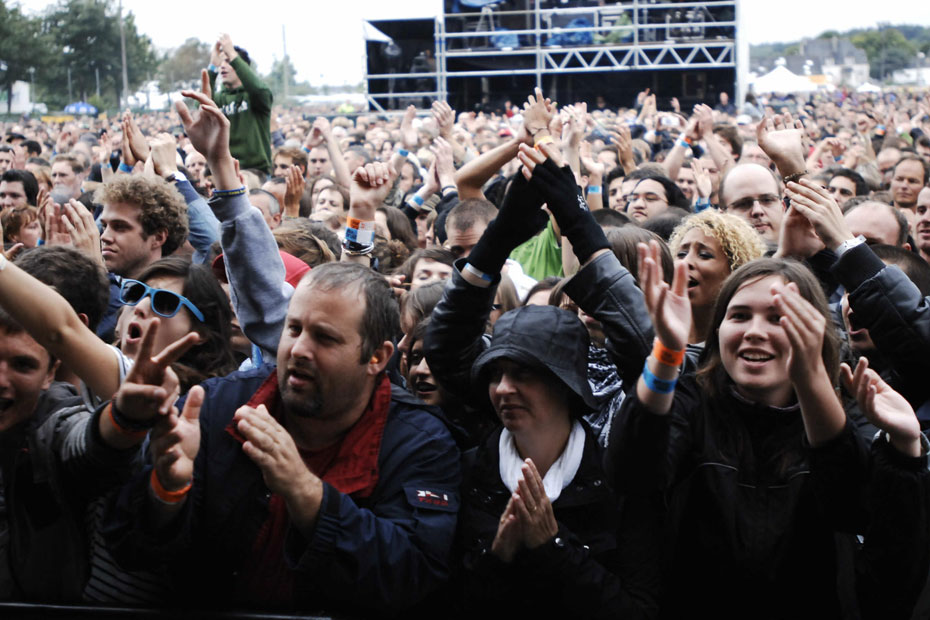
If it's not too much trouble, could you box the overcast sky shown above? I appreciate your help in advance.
[15,0,930,85]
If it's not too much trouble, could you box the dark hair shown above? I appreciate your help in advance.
[640,207,690,242]
[1,169,39,206]
[273,147,308,174]
[376,205,418,251]
[522,276,563,305]
[605,226,673,284]
[447,198,497,232]
[871,244,930,296]
[0,306,25,335]
[234,46,252,66]
[303,262,400,363]
[592,208,634,228]
[829,168,868,197]
[697,258,840,399]
[135,257,238,388]
[633,175,691,210]
[713,124,743,158]
[15,246,109,330]
[22,140,42,157]
[605,166,626,189]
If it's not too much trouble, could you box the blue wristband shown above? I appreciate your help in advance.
[694,197,711,213]
[211,186,247,197]
[412,194,424,206]
[464,262,493,283]
[207,64,218,73]
[118,162,133,173]
[587,185,601,194]
[398,148,410,157]
[676,138,691,149]
[641,360,677,394]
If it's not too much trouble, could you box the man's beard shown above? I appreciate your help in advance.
[279,366,325,418]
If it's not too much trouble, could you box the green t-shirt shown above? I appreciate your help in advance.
[509,220,563,281]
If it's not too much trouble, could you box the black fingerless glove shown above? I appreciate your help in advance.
[529,159,609,264]
[466,173,547,276]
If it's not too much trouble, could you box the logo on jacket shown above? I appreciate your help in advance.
[416,489,450,507]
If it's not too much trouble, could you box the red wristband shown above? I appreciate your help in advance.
[150,469,192,504]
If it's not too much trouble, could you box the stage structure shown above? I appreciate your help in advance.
[364,1,741,113]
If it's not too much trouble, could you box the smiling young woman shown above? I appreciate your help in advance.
[607,251,930,617]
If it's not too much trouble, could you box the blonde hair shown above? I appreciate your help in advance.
[668,209,766,272]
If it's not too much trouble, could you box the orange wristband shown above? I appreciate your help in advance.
[105,403,148,440]
[534,134,554,150]
[150,469,192,504]
[652,338,685,367]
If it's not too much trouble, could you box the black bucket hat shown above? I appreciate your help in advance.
[471,305,597,412]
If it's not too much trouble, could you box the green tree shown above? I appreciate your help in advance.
[0,1,54,113]
[157,37,210,94]
[40,0,157,109]
[851,26,917,80]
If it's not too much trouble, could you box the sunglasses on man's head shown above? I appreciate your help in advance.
[119,279,205,322]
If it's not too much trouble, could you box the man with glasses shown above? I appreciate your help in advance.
[718,163,785,244]
[624,175,688,223]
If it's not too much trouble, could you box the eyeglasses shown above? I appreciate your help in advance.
[727,194,780,212]
[119,279,205,322]
[626,192,667,206]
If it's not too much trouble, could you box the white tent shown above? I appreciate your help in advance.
[856,82,882,93]
[750,66,818,94]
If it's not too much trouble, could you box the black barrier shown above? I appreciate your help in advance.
[0,603,335,620]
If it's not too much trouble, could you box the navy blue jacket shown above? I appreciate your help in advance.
[102,365,461,615]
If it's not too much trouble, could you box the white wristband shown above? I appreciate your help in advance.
[0,253,7,271]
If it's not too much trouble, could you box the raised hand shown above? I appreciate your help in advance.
[431,100,455,139]
[122,111,150,164]
[693,103,714,137]
[771,281,826,387]
[638,240,691,351]
[350,161,397,221]
[522,87,556,136]
[150,385,204,493]
[114,320,201,422]
[784,178,853,250]
[691,158,712,199]
[841,358,923,458]
[304,117,332,150]
[61,199,104,267]
[400,105,419,150]
[176,83,231,168]
[283,164,305,217]
[513,459,558,549]
[757,113,806,177]
[431,136,456,188]
[775,199,825,259]
[609,123,634,172]
[150,133,179,178]
[217,33,237,61]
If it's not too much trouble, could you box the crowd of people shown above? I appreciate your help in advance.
[1,32,930,618]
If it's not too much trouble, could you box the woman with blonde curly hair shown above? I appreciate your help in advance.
[669,209,766,345]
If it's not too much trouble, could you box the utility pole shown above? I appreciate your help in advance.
[119,0,129,107]
[282,25,289,100]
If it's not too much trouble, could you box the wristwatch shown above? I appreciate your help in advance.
[834,235,866,258]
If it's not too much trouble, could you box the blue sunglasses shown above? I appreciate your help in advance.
[119,279,205,322]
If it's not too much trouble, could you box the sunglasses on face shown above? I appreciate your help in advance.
[119,279,205,322]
